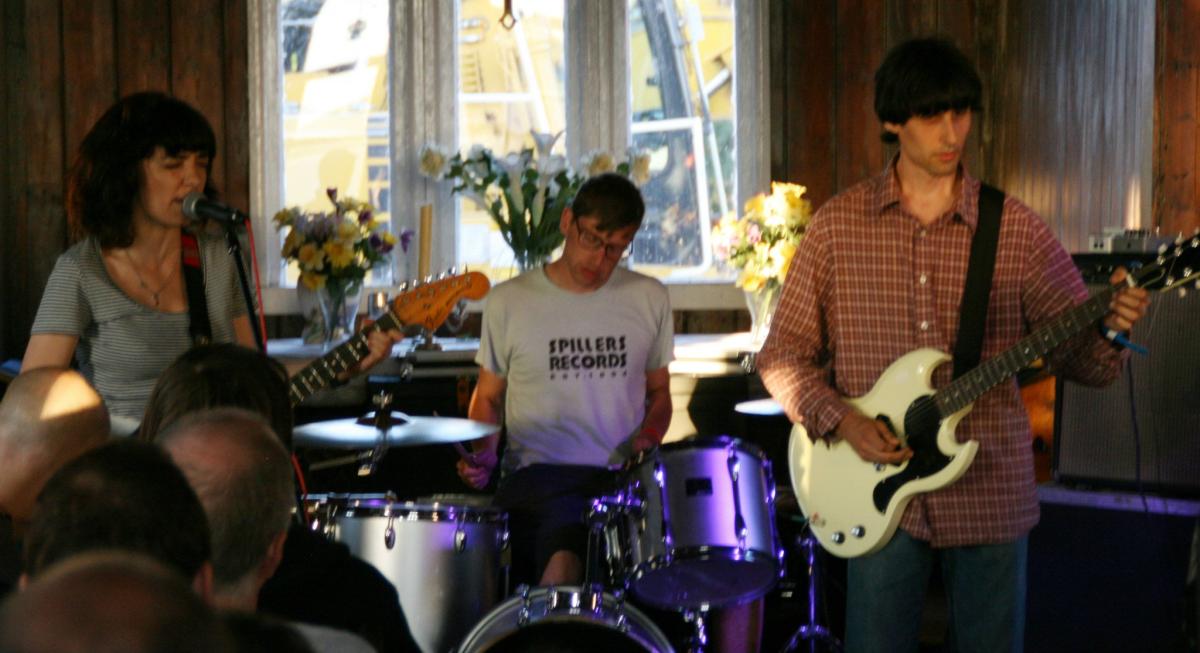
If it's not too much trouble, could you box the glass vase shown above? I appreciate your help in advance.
[315,278,364,349]
[744,283,782,347]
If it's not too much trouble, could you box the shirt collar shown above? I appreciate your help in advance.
[871,155,982,231]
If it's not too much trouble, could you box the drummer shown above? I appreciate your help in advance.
[457,173,673,588]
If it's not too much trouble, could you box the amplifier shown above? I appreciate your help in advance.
[1052,254,1200,495]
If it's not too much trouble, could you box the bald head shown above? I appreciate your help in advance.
[159,408,295,597]
[0,369,109,524]
[0,551,231,653]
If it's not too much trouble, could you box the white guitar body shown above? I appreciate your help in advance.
[788,348,979,558]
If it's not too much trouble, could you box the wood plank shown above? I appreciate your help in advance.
[786,0,838,207]
[62,0,117,160]
[1156,0,1200,237]
[221,0,250,215]
[834,0,887,192]
[115,0,171,95]
[170,0,227,193]
[888,0,938,43]
[10,0,67,360]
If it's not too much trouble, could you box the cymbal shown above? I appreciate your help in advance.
[734,397,785,417]
[293,411,498,449]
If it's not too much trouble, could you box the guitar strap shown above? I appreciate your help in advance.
[181,231,212,346]
[952,183,1004,379]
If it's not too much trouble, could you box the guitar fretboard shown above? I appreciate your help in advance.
[287,310,402,406]
[935,287,1116,416]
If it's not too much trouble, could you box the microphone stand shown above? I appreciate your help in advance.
[220,220,265,351]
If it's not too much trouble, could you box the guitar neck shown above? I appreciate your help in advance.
[935,285,1116,416]
[287,310,402,406]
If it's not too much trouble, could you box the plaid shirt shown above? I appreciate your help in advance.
[758,162,1126,547]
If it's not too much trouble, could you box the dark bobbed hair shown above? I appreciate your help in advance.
[22,440,212,581]
[138,344,294,448]
[67,92,218,247]
[874,37,982,143]
[570,172,646,233]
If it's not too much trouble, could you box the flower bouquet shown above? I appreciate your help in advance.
[274,188,411,346]
[712,181,812,343]
[419,131,650,270]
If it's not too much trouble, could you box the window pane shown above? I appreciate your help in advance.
[456,0,567,279]
[628,0,735,281]
[279,0,392,286]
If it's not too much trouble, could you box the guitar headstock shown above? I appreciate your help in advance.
[1131,230,1200,293]
[391,271,491,331]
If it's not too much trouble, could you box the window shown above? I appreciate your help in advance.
[249,0,766,311]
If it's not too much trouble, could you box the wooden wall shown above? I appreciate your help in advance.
[1,0,1198,361]
[0,0,248,361]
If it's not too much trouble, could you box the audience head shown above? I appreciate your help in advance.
[874,37,982,144]
[21,440,212,593]
[67,91,218,247]
[139,344,294,448]
[0,368,109,528]
[158,408,296,608]
[0,551,231,653]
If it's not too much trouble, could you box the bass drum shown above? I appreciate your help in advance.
[308,493,508,653]
[456,585,675,653]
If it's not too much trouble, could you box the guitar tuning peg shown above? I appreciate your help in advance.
[424,275,434,284]
[448,266,459,275]
[399,281,409,292]
[438,270,449,280]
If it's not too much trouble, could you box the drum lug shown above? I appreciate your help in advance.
[384,507,396,550]
[517,585,532,626]
[455,527,467,553]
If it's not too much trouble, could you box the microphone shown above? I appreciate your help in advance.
[182,192,248,226]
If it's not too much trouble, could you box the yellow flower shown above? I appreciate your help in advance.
[300,270,326,290]
[382,231,397,246]
[297,243,325,270]
[282,229,303,258]
[323,240,355,269]
[336,219,360,241]
[738,268,766,292]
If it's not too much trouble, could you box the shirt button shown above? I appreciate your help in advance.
[917,229,927,238]
[918,273,928,285]
[919,320,930,331]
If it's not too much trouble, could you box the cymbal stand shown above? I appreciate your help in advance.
[358,390,393,476]
[780,523,842,652]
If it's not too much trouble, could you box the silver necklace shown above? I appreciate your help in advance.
[123,249,177,307]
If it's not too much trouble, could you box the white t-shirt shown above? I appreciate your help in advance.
[476,265,674,474]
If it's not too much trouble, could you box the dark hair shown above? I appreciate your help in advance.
[67,92,218,247]
[159,409,296,589]
[874,37,982,143]
[223,612,316,653]
[0,552,232,653]
[22,440,212,580]
[139,344,294,448]
[570,172,646,232]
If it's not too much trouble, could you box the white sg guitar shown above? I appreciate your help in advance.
[789,233,1200,558]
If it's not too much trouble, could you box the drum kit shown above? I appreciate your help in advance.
[293,397,840,653]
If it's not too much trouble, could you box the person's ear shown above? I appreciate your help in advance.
[883,121,903,136]
[260,529,288,582]
[17,572,29,591]
[560,206,574,236]
[192,561,215,604]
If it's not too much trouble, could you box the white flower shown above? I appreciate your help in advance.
[467,143,490,161]
[581,150,616,177]
[537,154,567,184]
[418,143,450,179]
[531,130,563,159]
[530,187,547,227]
[496,153,527,214]
[627,147,652,185]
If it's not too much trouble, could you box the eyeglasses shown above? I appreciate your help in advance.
[574,220,632,260]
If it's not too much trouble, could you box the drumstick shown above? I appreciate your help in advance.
[453,441,479,464]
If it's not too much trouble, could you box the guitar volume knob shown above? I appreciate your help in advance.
[851,526,865,538]
[831,531,845,544]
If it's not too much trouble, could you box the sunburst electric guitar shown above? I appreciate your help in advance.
[789,233,1200,558]
[287,272,490,406]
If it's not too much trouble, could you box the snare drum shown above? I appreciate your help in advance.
[456,585,675,653]
[603,436,783,609]
[307,493,508,653]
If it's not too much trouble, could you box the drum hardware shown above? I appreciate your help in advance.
[456,584,675,653]
[307,493,509,653]
[360,390,395,476]
[779,521,842,653]
[292,412,499,449]
[598,436,785,610]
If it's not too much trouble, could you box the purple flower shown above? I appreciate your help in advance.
[358,208,373,225]
[369,233,393,254]
[399,228,415,253]
[326,187,338,203]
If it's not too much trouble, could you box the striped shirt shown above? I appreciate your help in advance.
[757,162,1126,547]
[31,232,246,422]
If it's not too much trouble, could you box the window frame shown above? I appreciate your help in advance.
[248,0,768,313]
